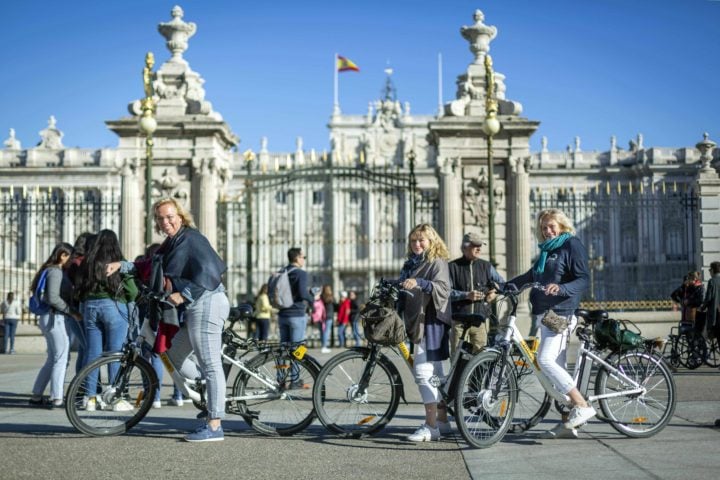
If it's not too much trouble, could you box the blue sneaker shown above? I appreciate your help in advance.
[184,424,224,442]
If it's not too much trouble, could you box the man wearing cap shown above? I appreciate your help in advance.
[449,232,505,354]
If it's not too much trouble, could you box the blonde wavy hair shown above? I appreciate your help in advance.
[406,223,450,261]
[535,208,575,242]
[153,197,195,234]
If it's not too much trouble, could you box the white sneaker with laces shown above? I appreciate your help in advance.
[436,420,452,436]
[112,399,134,412]
[85,398,96,412]
[540,423,578,439]
[170,398,184,407]
[320,348,332,354]
[152,400,162,409]
[407,423,440,442]
[564,405,597,429]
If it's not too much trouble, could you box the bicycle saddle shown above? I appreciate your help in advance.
[574,309,608,323]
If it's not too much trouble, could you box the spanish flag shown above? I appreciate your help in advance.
[337,55,360,72]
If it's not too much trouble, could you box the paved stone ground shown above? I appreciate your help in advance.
[1,318,719,480]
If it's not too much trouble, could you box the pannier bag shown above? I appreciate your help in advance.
[361,302,406,346]
[594,317,644,351]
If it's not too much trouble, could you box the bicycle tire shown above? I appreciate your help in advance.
[312,349,400,437]
[705,336,720,368]
[454,350,517,448]
[507,345,551,433]
[232,350,319,436]
[595,351,676,438]
[65,353,157,436]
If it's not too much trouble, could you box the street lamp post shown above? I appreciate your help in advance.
[482,54,501,266]
[244,149,255,301]
[139,52,157,247]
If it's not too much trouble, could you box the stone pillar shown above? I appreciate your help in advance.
[117,157,143,258]
[439,157,463,257]
[192,157,219,248]
[507,155,532,329]
[695,134,720,279]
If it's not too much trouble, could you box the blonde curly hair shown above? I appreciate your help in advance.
[153,197,195,234]
[406,223,450,261]
[535,208,575,242]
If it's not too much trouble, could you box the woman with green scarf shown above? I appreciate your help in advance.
[508,208,593,439]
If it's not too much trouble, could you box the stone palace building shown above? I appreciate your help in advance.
[1,6,718,310]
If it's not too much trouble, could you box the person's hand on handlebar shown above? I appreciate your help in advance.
[544,283,561,296]
[401,278,418,290]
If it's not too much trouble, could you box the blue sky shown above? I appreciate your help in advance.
[1,0,718,154]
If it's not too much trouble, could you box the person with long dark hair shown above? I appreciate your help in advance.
[64,231,95,373]
[76,229,136,412]
[29,242,80,408]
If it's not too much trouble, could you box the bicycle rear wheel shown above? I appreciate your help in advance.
[595,351,676,438]
[508,345,550,433]
[65,353,157,436]
[454,350,517,448]
[232,350,319,436]
[312,349,399,437]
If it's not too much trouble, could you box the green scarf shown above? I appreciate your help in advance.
[535,232,572,274]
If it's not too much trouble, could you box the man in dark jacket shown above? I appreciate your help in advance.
[702,261,720,428]
[449,233,505,354]
[278,247,315,344]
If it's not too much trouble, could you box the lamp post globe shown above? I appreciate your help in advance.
[139,114,157,136]
[482,115,501,137]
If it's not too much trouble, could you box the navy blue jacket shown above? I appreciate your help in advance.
[509,236,589,317]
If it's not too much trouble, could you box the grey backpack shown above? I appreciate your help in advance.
[267,267,296,309]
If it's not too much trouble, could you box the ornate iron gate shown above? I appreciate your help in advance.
[0,188,121,306]
[217,163,438,303]
[529,182,698,308]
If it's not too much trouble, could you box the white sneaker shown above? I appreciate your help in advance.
[152,400,162,409]
[540,423,578,439]
[564,405,597,429]
[436,420,452,436]
[170,398,184,407]
[407,423,440,442]
[320,348,332,354]
[85,398,96,412]
[112,399,134,412]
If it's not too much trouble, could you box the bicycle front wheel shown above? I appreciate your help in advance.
[312,349,399,437]
[454,350,517,448]
[508,345,551,433]
[65,353,157,436]
[595,351,676,438]
[232,351,319,436]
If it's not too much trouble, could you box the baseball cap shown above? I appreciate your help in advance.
[462,232,487,247]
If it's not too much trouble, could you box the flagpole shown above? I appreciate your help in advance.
[437,52,443,116]
[333,52,340,115]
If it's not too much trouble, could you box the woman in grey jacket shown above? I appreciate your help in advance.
[29,242,81,408]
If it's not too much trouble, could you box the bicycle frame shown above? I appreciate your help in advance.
[138,318,306,407]
[495,310,647,409]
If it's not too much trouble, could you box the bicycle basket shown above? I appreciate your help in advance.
[594,317,644,351]
[361,302,406,346]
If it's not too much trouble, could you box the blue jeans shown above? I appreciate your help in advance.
[183,288,230,420]
[278,315,307,344]
[150,354,183,402]
[321,319,332,348]
[351,314,362,347]
[32,313,69,401]
[83,299,129,398]
[338,323,348,347]
[4,318,18,352]
[64,316,87,374]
